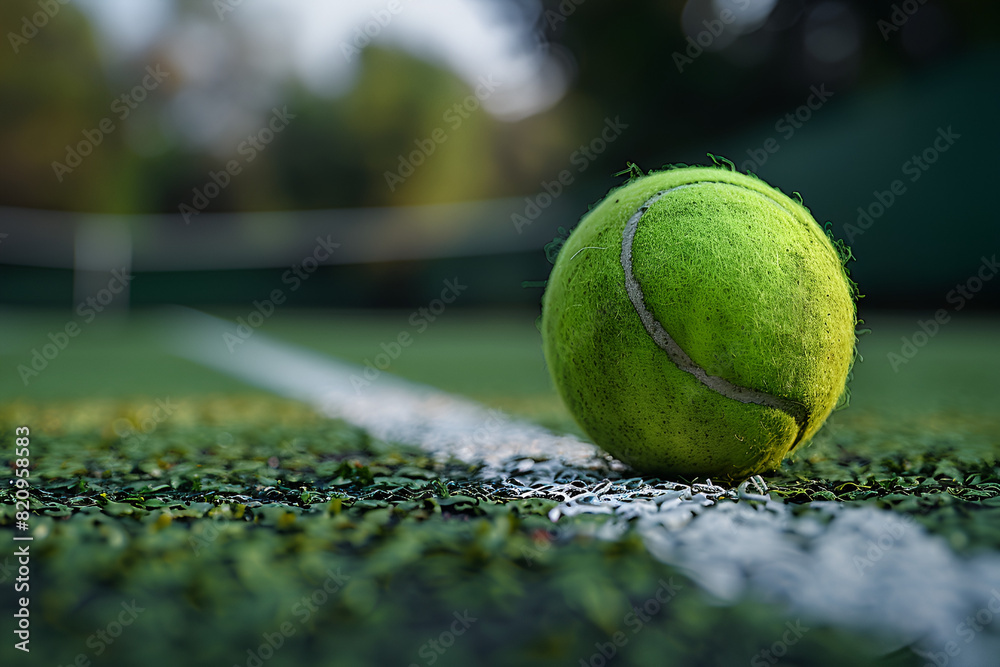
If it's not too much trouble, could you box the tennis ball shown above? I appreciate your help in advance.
[541,165,857,482]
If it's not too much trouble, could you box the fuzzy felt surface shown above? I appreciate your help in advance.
[541,166,856,482]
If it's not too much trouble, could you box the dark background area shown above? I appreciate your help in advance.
[1,0,998,311]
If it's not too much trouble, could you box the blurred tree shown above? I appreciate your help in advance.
[0,0,120,210]
[1,0,997,215]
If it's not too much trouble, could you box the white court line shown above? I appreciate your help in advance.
[160,306,625,479]
[163,307,1000,664]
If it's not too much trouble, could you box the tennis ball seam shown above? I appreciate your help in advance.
[620,182,810,445]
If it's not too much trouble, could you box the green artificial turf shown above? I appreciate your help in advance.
[0,397,948,667]
[1,310,998,666]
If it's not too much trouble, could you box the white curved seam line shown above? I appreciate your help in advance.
[619,183,809,436]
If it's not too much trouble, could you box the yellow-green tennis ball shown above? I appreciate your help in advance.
[541,165,856,482]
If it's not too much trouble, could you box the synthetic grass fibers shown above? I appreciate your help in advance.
[542,165,857,482]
